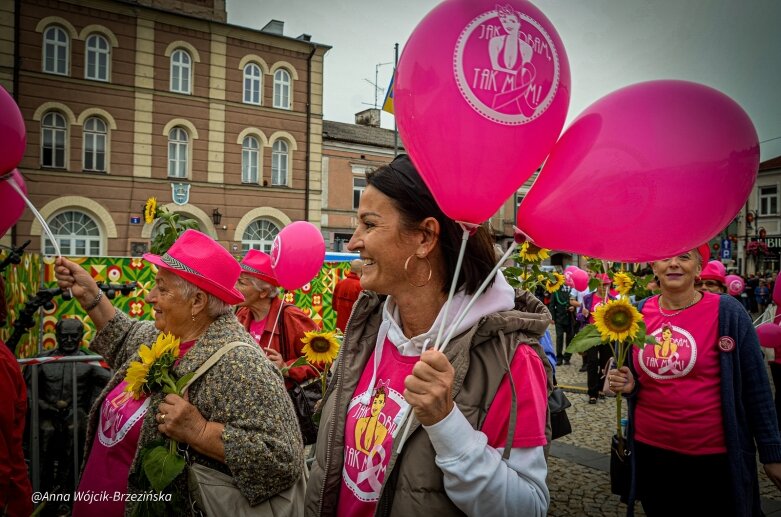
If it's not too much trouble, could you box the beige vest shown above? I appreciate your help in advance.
[304,290,553,517]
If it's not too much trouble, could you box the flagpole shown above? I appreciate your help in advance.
[393,42,399,157]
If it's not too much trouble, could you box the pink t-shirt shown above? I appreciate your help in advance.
[74,340,195,516]
[249,318,267,345]
[632,293,725,454]
[587,294,605,324]
[336,338,547,517]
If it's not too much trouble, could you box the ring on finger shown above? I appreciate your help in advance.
[160,413,166,423]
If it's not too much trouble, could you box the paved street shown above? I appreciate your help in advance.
[548,339,781,516]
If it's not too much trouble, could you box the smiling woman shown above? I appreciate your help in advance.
[608,246,781,515]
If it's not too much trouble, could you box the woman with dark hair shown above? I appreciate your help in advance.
[608,247,781,516]
[305,154,552,516]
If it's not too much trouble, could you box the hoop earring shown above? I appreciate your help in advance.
[404,254,432,288]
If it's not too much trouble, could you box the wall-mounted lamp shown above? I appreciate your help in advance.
[212,208,222,226]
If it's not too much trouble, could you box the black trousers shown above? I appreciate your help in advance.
[554,320,573,361]
[635,440,733,516]
[586,344,613,398]
[771,362,781,430]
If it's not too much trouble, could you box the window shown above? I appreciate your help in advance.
[243,63,262,105]
[271,140,288,186]
[242,136,259,183]
[85,34,109,81]
[83,117,107,172]
[168,127,188,178]
[759,185,779,216]
[273,69,291,109]
[41,112,67,168]
[44,211,101,256]
[353,177,366,209]
[43,26,68,75]
[242,219,280,253]
[170,49,192,94]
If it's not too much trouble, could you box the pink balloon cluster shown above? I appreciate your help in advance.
[0,85,28,235]
[564,266,589,292]
[270,221,326,291]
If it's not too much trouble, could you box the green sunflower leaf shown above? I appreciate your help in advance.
[566,324,603,354]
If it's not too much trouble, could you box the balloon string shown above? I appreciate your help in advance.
[434,227,470,351]
[7,177,62,258]
[439,242,518,355]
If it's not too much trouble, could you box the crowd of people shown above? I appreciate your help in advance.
[2,154,781,517]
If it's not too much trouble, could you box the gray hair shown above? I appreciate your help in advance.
[242,273,280,298]
[168,273,233,319]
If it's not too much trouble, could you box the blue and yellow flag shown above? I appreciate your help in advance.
[382,74,395,114]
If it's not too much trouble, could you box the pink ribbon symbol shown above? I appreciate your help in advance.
[657,352,683,375]
[356,444,386,493]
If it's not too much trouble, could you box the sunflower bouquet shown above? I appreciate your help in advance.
[125,333,193,512]
[504,242,565,294]
[282,329,341,401]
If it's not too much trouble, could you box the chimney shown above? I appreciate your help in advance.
[261,20,284,36]
[355,108,381,128]
[296,33,312,41]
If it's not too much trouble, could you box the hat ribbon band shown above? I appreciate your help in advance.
[160,253,204,278]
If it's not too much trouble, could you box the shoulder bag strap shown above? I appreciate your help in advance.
[182,341,256,394]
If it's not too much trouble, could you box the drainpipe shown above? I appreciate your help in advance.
[11,0,22,246]
[304,44,318,222]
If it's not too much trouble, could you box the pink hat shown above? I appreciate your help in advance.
[700,260,726,285]
[696,243,711,263]
[143,229,244,304]
[239,249,280,287]
[595,273,611,284]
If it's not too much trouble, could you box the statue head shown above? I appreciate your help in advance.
[55,319,84,354]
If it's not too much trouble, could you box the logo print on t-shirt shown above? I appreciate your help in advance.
[638,322,697,380]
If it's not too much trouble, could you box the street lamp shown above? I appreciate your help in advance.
[212,208,222,226]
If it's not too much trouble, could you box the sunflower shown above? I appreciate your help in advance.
[123,333,180,398]
[545,272,565,293]
[144,196,158,224]
[593,298,643,343]
[613,272,634,296]
[518,242,550,263]
[124,360,151,399]
[301,330,341,365]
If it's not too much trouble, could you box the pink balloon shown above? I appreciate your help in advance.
[0,86,26,174]
[756,323,781,349]
[773,272,781,307]
[395,0,570,224]
[569,268,589,292]
[517,80,758,262]
[0,170,27,235]
[725,274,745,296]
[270,221,325,291]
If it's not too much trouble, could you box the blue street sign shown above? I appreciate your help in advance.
[722,247,731,260]
[722,239,731,252]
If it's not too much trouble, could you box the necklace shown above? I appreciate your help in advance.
[658,292,699,318]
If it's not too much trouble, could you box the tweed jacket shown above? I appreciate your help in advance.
[82,310,304,515]
[305,289,553,516]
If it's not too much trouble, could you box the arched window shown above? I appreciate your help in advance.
[168,127,188,178]
[273,69,291,109]
[170,49,192,94]
[243,63,262,105]
[271,140,288,186]
[41,112,67,168]
[43,26,68,75]
[242,136,259,184]
[242,219,280,253]
[85,34,110,81]
[44,210,101,256]
[83,117,107,172]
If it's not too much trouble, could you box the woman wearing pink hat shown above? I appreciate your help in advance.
[696,260,727,294]
[55,229,304,516]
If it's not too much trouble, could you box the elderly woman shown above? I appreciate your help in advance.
[305,155,552,516]
[696,260,727,294]
[235,249,319,384]
[609,248,781,516]
[54,230,303,516]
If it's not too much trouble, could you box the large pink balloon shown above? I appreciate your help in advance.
[0,86,26,174]
[725,274,745,296]
[0,170,27,235]
[395,0,570,224]
[756,323,781,349]
[270,221,325,291]
[517,81,758,262]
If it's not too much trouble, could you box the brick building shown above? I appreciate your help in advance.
[1,0,329,256]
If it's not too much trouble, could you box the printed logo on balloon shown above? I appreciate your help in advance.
[453,4,561,125]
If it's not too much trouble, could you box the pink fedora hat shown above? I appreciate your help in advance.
[239,249,280,287]
[143,229,244,304]
[595,273,612,284]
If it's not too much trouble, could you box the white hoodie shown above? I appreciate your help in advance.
[376,273,549,517]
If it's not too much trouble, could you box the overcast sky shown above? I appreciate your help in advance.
[228,0,781,161]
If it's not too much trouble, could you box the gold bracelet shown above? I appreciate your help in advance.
[84,290,103,311]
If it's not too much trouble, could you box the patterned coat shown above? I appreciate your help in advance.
[82,310,304,515]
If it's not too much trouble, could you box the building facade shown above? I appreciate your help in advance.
[739,155,781,275]
[1,0,328,256]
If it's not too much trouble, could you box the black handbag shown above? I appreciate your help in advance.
[610,434,631,503]
[548,387,572,440]
[287,377,321,445]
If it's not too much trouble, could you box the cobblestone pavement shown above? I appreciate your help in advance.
[548,337,781,516]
